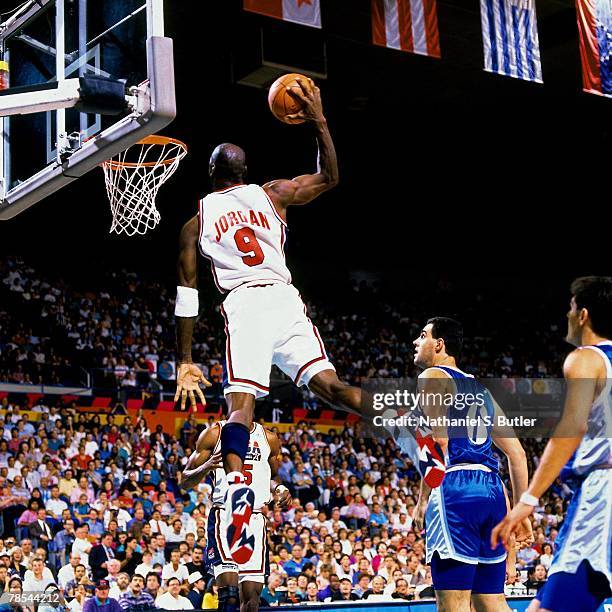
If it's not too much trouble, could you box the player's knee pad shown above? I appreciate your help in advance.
[221,422,250,463]
[218,585,240,612]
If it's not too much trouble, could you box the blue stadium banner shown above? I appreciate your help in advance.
[480,0,543,83]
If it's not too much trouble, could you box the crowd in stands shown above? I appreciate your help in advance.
[0,257,577,609]
[0,257,567,404]
[0,397,574,609]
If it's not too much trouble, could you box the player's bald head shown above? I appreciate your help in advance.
[209,143,247,182]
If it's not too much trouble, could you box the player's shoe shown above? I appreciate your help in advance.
[225,477,256,565]
[415,426,446,488]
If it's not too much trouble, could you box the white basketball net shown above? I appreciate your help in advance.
[102,135,188,236]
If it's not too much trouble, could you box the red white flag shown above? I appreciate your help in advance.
[244,0,321,29]
[372,0,441,58]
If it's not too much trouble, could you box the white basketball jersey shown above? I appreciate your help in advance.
[211,421,272,511]
[198,184,291,292]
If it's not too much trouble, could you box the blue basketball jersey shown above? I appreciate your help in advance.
[560,342,612,481]
[434,366,499,473]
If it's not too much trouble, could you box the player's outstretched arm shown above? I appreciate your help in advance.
[175,215,211,411]
[263,78,338,212]
[491,348,601,550]
[181,424,222,491]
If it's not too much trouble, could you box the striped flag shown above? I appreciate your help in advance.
[480,0,543,83]
[371,0,441,58]
[576,0,612,97]
[243,0,321,29]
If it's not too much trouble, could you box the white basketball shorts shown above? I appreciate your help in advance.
[220,281,335,398]
[207,507,269,584]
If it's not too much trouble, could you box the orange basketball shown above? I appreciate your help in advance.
[268,73,312,124]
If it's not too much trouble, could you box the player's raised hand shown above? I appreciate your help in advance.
[174,362,212,411]
[285,77,324,124]
[491,501,535,551]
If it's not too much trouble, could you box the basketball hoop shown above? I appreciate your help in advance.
[102,135,188,236]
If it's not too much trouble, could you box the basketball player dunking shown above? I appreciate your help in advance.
[174,79,367,564]
[492,277,612,612]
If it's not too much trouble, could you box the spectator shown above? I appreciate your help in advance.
[162,549,189,585]
[116,536,142,576]
[282,545,306,577]
[82,580,122,612]
[186,571,206,608]
[391,578,413,600]
[23,557,54,592]
[145,572,161,600]
[331,578,360,601]
[117,574,155,610]
[63,564,89,598]
[524,564,548,594]
[362,575,386,600]
[280,577,304,604]
[155,576,194,610]
[71,526,93,570]
[89,533,116,582]
[28,508,54,549]
[202,580,219,609]
[538,543,554,570]
[261,573,283,606]
[108,573,130,601]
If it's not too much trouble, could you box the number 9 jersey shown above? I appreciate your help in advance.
[198,183,291,292]
[198,182,335,399]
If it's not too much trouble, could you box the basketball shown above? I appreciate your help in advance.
[268,73,313,124]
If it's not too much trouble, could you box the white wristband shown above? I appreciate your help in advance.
[175,286,199,317]
[519,492,539,507]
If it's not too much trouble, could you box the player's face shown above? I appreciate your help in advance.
[413,324,436,369]
[566,296,583,347]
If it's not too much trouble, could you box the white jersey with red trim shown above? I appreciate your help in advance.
[211,421,272,511]
[198,184,291,292]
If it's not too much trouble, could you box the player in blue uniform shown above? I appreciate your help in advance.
[492,276,612,612]
[412,317,532,612]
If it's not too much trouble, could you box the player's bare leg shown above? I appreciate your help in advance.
[223,392,257,565]
[435,589,472,612]
[308,369,446,488]
[307,369,361,411]
[217,571,240,612]
[240,581,263,612]
[525,600,544,612]
[223,393,256,473]
[471,593,512,612]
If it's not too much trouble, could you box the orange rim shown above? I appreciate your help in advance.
[102,135,188,170]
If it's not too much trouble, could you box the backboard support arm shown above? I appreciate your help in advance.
[0,0,174,221]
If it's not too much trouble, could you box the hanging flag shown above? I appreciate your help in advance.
[371,0,441,58]
[243,0,321,29]
[576,0,612,97]
[480,0,543,83]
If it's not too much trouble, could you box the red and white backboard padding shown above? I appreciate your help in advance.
[0,0,176,222]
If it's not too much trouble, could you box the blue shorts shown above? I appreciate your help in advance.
[426,468,507,566]
[430,552,506,593]
[535,560,611,612]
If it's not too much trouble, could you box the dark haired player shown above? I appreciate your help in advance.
[493,277,612,612]
[412,317,532,612]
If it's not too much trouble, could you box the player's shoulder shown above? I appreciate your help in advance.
[418,366,452,380]
[564,345,607,378]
